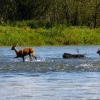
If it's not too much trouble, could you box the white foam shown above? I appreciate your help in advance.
[80,64,93,67]
[25,58,46,62]
[13,59,19,62]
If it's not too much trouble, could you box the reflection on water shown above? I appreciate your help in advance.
[0,46,100,99]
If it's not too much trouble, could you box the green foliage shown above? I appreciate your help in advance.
[0,24,100,46]
[10,20,54,29]
[0,0,100,28]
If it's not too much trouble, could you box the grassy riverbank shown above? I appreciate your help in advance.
[0,24,100,46]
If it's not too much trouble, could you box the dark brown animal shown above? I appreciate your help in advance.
[97,49,100,55]
[11,44,37,62]
[63,53,85,58]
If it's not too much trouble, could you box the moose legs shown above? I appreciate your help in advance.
[14,56,25,62]
[29,53,37,61]
[33,55,37,60]
[13,54,37,62]
[29,54,32,61]
[22,57,25,62]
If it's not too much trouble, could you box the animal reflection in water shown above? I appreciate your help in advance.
[11,44,37,62]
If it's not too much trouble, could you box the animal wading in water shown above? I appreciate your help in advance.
[97,49,100,55]
[11,44,37,62]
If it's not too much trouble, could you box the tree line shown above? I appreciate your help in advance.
[0,0,100,28]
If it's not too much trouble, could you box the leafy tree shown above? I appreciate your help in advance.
[0,0,17,22]
[0,0,100,28]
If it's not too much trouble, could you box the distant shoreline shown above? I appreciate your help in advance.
[0,24,100,46]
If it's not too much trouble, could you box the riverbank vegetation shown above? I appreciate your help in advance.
[0,0,100,46]
[0,22,100,46]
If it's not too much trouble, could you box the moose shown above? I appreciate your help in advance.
[63,53,85,58]
[11,44,37,62]
[62,49,85,58]
[97,49,100,55]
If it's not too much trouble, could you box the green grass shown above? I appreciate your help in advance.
[0,24,100,46]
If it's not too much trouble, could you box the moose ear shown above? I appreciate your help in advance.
[98,48,100,51]
[14,44,17,47]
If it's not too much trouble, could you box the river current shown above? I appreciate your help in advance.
[0,45,100,100]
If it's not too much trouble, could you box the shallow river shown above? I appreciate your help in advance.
[0,45,100,100]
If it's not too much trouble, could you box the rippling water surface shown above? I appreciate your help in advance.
[0,45,100,100]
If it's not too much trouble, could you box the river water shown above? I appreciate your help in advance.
[0,45,100,100]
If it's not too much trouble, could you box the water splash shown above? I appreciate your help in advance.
[0,58,100,73]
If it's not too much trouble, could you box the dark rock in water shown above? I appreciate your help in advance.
[63,53,85,58]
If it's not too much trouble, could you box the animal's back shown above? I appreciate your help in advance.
[23,48,34,54]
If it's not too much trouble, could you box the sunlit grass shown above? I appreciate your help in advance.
[0,24,100,46]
